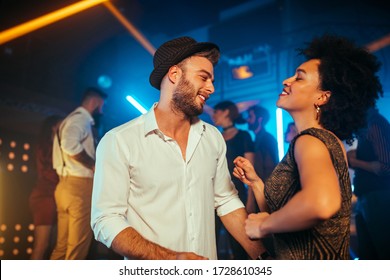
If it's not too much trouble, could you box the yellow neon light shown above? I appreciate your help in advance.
[0,0,108,45]
[104,1,156,55]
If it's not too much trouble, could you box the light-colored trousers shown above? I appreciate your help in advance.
[50,176,93,260]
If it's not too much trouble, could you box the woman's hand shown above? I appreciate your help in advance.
[245,212,271,239]
[233,156,263,189]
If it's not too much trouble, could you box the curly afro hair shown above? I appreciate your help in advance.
[299,34,383,144]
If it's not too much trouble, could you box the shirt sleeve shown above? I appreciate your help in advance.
[213,129,245,216]
[60,114,89,156]
[91,132,132,248]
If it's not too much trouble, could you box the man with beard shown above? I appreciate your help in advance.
[91,37,265,260]
[246,105,279,183]
[51,87,107,259]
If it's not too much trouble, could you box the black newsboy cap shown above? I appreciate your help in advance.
[149,36,219,90]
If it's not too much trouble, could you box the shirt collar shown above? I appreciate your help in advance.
[144,102,206,137]
[144,103,159,136]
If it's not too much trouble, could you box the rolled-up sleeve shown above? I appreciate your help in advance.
[213,131,244,217]
[91,132,131,248]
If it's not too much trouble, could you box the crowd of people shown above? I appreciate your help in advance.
[28,33,388,260]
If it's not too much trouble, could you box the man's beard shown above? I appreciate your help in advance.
[171,74,204,117]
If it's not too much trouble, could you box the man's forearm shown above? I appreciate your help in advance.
[111,227,178,260]
[71,150,95,170]
[221,208,267,259]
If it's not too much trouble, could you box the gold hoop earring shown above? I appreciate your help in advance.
[314,104,321,121]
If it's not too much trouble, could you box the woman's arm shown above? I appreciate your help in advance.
[244,135,342,239]
[243,151,258,213]
[254,135,342,237]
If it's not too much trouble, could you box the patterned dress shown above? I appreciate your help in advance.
[265,128,352,259]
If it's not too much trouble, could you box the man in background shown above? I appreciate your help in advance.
[51,87,107,259]
[347,106,390,259]
[246,105,278,194]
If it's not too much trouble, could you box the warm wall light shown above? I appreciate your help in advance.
[0,0,109,45]
[10,141,16,148]
[21,165,28,173]
[7,163,14,172]
[232,66,254,79]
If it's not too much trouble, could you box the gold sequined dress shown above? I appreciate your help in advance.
[265,128,351,259]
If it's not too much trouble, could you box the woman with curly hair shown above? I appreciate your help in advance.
[233,34,383,259]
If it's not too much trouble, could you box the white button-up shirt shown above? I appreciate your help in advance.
[91,104,244,260]
[52,106,95,178]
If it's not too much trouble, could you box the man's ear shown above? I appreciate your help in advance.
[167,65,181,85]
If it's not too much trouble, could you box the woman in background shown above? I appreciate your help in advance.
[29,115,63,259]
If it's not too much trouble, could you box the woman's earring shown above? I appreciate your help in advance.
[314,104,321,121]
